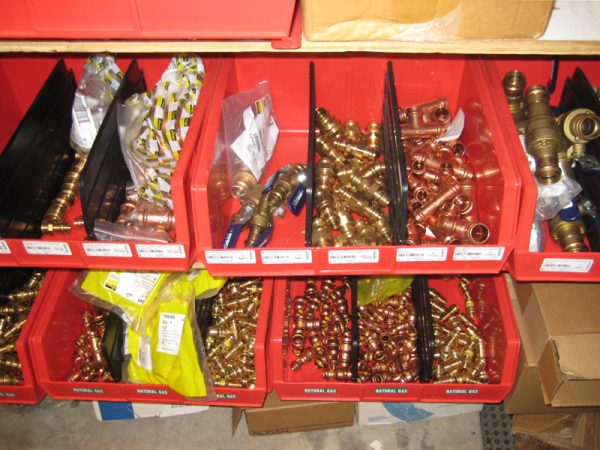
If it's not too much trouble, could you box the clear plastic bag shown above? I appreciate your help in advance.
[93,219,171,243]
[71,54,123,154]
[221,81,279,199]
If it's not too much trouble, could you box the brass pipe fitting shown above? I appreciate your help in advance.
[559,108,600,158]
[502,70,527,124]
[549,215,589,252]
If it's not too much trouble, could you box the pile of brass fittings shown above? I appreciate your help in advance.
[244,164,306,247]
[205,279,261,389]
[288,279,354,381]
[313,108,392,247]
[400,98,490,245]
[116,186,175,241]
[430,278,488,384]
[68,311,114,382]
[41,154,86,235]
[0,271,44,385]
[357,290,419,383]
[503,70,600,252]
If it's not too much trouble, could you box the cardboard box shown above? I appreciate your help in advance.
[233,392,355,435]
[358,402,482,426]
[512,413,600,450]
[302,0,554,41]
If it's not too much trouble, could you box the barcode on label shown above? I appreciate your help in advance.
[74,95,92,124]
[23,241,72,256]
[452,246,504,261]
[540,258,594,273]
[136,244,186,259]
[83,243,132,258]
[205,250,256,264]
[0,240,11,255]
[328,249,379,264]
[261,250,312,265]
[396,247,447,262]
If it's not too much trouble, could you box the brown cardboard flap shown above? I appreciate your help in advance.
[572,413,600,450]
[554,335,600,380]
[512,413,577,438]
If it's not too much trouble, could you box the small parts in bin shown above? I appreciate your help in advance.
[313,108,392,247]
[205,279,262,389]
[430,278,489,385]
[0,271,45,385]
[400,98,490,246]
[68,311,114,383]
[288,279,353,381]
[357,289,419,383]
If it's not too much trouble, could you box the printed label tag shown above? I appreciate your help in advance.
[136,244,186,259]
[0,240,11,255]
[83,243,132,258]
[374,388,409,394]
[205,250,256,264]
[157,312,185,355]
[445,389,480,395]
[452,246,505,261]
[540,258,594,273]
[396,247,447,262]
[328,249,379,264]
[304,388,337,394]
[137,340,153,370]
[261,249,312,265]
[23,241,72,256]
[103,272,160,306]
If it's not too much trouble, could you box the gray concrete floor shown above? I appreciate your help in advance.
[0,398,483,450]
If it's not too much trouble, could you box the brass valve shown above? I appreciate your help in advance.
[549,215,589,252]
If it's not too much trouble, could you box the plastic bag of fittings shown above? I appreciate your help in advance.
[93,219,171,243]
[357,276,414,306]
[122,273,217,400]
[222,81,279,199]
[71,54,124,154]
[118,56,205,210]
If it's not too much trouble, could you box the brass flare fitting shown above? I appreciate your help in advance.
[205,279,261,389]
[313,108,390,247]
[525,85,562,185]
[502,70,527,125]
[68,311,114,383]
[549,215,589,252]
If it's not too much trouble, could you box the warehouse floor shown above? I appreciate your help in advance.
[0,398,483,450]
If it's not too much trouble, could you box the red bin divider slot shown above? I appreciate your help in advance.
[0,270,50,404]
[0,55,219,271]
[271,275,519,403]
[28,269,272,406]
[485,58,600,281]
[190,55,520,276]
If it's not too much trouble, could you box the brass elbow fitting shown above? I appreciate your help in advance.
[549,215,589,252]
[525,85,562,185]
[559,108,600,159]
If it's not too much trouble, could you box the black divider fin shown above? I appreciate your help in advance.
[79,60,147,239]
[101,312,124,382]
[305,61,316,247]
[350,277,359,382]
[0,59,76,238]
[412,275,434,383]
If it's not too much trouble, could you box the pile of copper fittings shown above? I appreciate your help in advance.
[357,289,419,383]
[68,310,114,382]
[205,279,261,389]
[399,98,490,245]
[0,270,45,385]
[312,108,392,247]
[430,278,488,384]
[288,279,354,381]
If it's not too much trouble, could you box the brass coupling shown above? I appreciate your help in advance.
[549,215,589,252]
[502,70,527,125]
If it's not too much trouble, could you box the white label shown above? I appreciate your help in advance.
[23,241,72,256]
[540,258,594,273]
[396,247,448,262]
[157,312,185,355]
[328,249,380,264]
[83,243,132,258]
[71,93,97,152]
[205,250,256,264]
[261,249,312,265]
[452,246,505,261]
[103,272,160,306]
[137,340,153,370]
[136,244,186,259]
[0,240,11,255]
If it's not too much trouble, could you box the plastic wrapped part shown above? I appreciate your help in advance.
[528,219,548,252]
[70,55,124,155]
[357,276,414,307]
[222,81,279,199]
[93,219,170,243]
[118,56,205,210]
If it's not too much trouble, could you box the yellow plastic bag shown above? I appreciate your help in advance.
[357,276,414,306]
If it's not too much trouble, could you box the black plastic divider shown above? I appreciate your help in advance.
[0,268,35,297]
[305,61,316,247]
[79,60,146,239]
[0,60,76,238]
[412,276,434,383]
[350,277,359,382]
[101,312,124,382]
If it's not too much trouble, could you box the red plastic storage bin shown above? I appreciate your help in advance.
[0,270,50,404]
[190,55,520,277]
[1,0,297,41]
[271,275,519,403]
[29,269,272,406]
[486,58,600,281]
[0,55,218,271]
